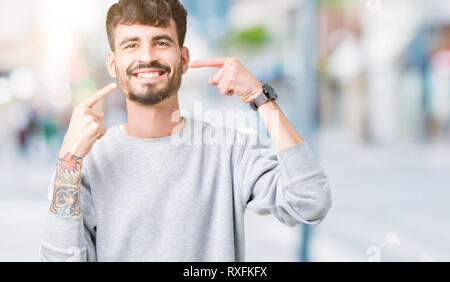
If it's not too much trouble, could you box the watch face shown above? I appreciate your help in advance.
[263,84,278,99]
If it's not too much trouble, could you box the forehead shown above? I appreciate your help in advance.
[114,18,178,45]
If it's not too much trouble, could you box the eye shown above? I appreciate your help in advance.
[125,43,137,49]
[155,41,168,47]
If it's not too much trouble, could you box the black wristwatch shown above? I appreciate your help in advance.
[250,84,278,111]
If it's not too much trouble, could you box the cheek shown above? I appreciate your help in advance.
[159,51,180,70]
[115,55,133,74]
[173,58,184,75]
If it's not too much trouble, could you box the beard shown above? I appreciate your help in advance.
[116,60,182,106]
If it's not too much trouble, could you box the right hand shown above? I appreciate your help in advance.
[59,83,117,159]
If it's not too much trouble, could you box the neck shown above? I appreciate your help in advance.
[124,93,185,139]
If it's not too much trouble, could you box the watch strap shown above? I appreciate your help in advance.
[250,92,270,111]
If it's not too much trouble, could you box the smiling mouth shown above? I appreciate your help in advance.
[131,69,168,81]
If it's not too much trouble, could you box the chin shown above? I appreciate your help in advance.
[127,90,173,106]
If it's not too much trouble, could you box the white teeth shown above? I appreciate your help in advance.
[137,72,160,79]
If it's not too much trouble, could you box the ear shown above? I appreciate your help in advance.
[181,46,190,74]
[106,51,117,78]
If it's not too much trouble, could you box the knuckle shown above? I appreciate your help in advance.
[86,115,94,122]
[81,107,89,115]
[88,123,100,134]
[229,62,238,72]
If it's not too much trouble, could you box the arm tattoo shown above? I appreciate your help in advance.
[50,153,83,217]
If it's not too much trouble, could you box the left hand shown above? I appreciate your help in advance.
[188,57,263,104]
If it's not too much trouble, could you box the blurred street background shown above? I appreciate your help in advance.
[0,0,449,262]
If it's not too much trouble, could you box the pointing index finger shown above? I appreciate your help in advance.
[84,83,117,108]
[189,58,229,69]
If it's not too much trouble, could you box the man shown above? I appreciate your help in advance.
[40,0,332,262]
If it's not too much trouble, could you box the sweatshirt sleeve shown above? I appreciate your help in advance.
[40,166,97,262]
[235,134,332,227]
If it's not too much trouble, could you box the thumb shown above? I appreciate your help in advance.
[208,77,217,85]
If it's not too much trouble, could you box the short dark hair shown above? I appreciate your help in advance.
[106,0,188,51]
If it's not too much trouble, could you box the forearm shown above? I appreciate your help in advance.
[257,100,305,152]
[49,152,83,217]
[42,152,90,261]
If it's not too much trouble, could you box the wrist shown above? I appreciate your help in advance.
[59,142,85,159]
[249,83,278,111]
[58,148,84,160]
[249,84,264,102]
[257,100,278,112]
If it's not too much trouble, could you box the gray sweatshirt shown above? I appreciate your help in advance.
[40,116,332,262]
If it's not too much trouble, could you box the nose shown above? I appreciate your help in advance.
[136,42,158,64]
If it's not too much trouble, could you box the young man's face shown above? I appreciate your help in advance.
[107,19,189,106]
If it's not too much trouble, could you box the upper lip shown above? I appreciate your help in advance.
[132,68,167,76]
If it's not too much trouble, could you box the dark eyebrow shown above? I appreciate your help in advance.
[152,35,175,45]
[118,36,140,48]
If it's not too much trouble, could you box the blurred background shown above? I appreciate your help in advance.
[0,0,449,262]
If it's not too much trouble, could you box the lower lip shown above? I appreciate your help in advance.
[132,73,167,82]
